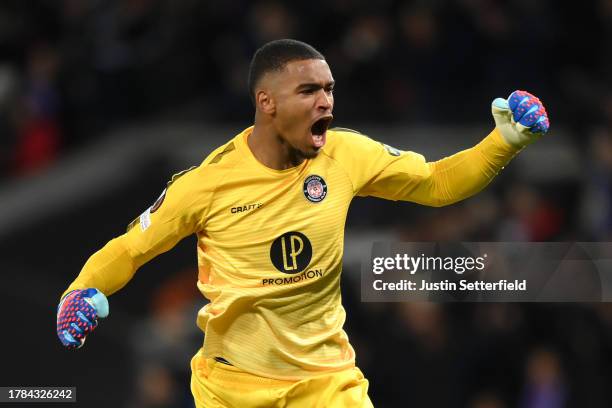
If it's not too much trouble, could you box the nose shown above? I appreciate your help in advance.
[316,90,333,111]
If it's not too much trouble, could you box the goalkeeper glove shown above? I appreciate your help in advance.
[492,90,550,148]
[56,288,109,349]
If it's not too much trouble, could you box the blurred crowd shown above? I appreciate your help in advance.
[0,0,610,175]
[1,1,611,407]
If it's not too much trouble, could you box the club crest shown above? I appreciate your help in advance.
[303,175,327,203]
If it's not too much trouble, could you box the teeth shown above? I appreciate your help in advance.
[313,133,324,147]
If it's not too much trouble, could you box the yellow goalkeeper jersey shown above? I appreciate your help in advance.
[64,126,519,380]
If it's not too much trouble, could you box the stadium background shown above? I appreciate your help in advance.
[0,0,610,407]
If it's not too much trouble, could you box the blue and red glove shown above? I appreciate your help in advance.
[492,90,550,147]
[56,288,109,349]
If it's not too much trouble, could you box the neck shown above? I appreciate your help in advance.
[249,123,305,170]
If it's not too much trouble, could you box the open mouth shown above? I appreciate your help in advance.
[310,116,333,148]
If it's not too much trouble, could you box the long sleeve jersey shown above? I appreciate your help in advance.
[63,126,519,380]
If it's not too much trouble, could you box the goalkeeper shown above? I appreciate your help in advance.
[57,39,549,408]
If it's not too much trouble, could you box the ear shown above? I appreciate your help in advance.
[256,89,276,115]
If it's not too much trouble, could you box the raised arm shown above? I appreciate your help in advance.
[346,91,549,206]
[359,127,517,206]
[57,165,211,348]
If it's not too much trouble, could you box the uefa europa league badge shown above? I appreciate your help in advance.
[303,175,327,203]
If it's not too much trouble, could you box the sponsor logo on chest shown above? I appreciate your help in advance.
[265,231,325,286]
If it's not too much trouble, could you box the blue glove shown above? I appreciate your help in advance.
[56,288,109,349]
[492,90,550,147]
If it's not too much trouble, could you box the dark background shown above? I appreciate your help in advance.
[0,0,611,407]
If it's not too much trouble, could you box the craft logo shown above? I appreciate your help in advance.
[270,231,312,274]
[230,202,263,214]
[303,175,327,203]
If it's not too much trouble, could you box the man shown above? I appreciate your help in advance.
[57,39,549,407]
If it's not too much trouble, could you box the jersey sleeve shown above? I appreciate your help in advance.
[330,128,520,207]
[61,165,213,298]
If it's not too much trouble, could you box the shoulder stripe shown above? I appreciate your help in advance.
[168,165,197,187]
[209,142,236,164]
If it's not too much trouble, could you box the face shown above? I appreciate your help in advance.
[260,59,335,159]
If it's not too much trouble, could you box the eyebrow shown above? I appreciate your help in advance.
[296,81,335,90]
